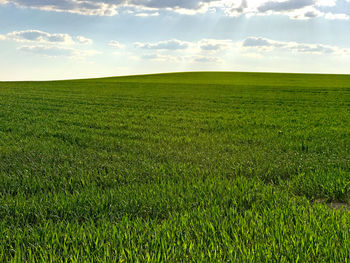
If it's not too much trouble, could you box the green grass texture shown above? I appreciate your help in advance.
[1,72,350,262]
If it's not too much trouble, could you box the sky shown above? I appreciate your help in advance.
[1,0,350,80]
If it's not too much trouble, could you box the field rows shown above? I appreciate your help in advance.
[0,72,350,261]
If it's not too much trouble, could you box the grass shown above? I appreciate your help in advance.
[0,71,350,262]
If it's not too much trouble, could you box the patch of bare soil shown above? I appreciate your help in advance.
[327,202,350,211]
[314,199,349,211]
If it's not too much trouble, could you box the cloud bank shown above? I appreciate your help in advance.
[130,36,350,63]
[242,36,350,55]
[0,0,348,19]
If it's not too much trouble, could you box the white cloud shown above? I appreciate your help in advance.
[0,0,119,16]
[18,45,99,58]
[135,39,190,50]
[0,0,347,19]
[193,55,223,63]
[134,38,235,54]
[76,36,93,44]
[324,12,350,19]
[109,40,125,49]
[133,38,228,63]
[133,37,350,64]
[199,39,232,52]
[138,53,223,64]
[315,0,337,7]
[3,30,93,46]
[242,36,350,55]
[135,12,159,16]
[18,45,75,57]
[223,0,345,19]
[141,54,181,62]
[7,30,74,45]
[1,29,98,59]
[0,0,216,16]
[243,37,285,50]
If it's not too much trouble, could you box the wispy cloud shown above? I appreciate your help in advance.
[199,39,233,52]
[135,39,190,50]
[141,54,182,62]
[18,45,99,59]
[193,55,223,63]
[109,40,125,49]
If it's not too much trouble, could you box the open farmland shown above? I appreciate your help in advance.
[0,72,350,261]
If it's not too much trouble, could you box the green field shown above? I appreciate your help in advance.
[1,72,350,262]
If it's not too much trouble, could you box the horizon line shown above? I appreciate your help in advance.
[1,70,350,82]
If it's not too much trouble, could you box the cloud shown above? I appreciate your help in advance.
[141,54,181,62]
[135,37,350,64]
[0,0,218,16]
[224,0,344,19]
[0,29,98,59]
[76,36,93,44]
[252,0,344,19]
[0,0,348,19]
[134,38,233,52]
[193,56,223,63]
[18,45,76,57]
[7,30,74,45]
[18,45,98,58]
[257,0,314,12]
[243,37,285,50]
[134,12,159,16]
[128,0,213,10]
[135,39,190,50]
[324,12,350,19]
[139,53,223,64]
[134,38,229,64]
[109,40,125,48]
[3,29,94,46]
[0,0,119,16]
[199,39,232,52]
[242,36,350,55]
[126,0,221,15]
[134,38,234,55]
[304,10,320,17]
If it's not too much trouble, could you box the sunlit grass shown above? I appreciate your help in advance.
[0,72,350,261]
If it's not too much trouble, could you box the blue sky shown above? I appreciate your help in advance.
[1,0,350,80]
